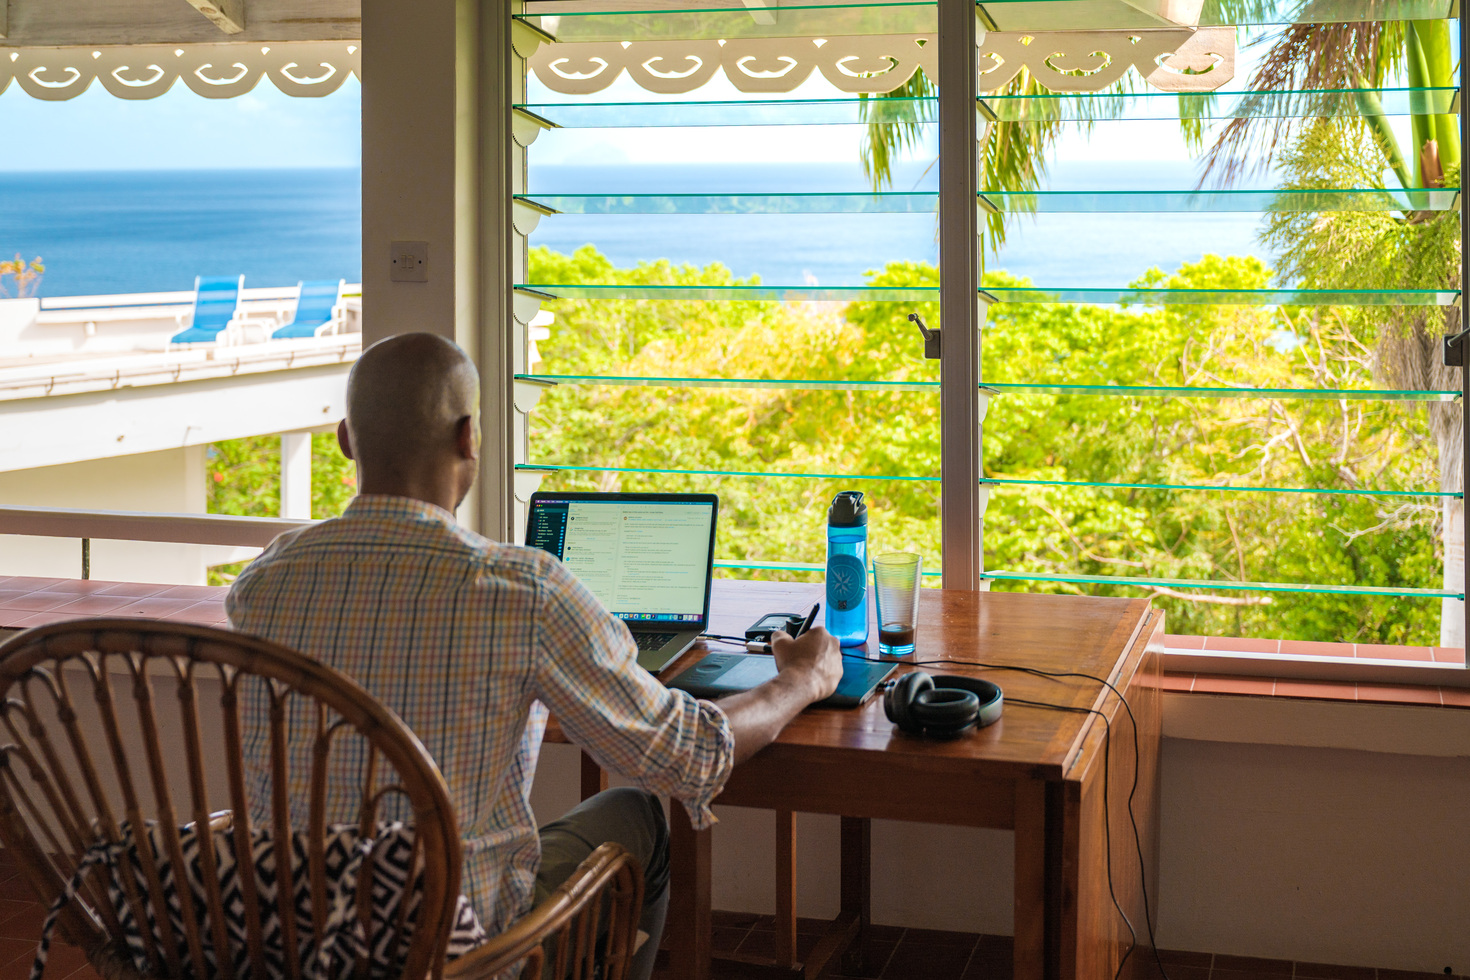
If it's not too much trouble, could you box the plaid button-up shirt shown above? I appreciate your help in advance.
[226,495,734,934]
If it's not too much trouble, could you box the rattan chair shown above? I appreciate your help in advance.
[0,620,644,980]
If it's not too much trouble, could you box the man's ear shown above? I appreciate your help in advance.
[336,418,355,461]
[455,415,480,462]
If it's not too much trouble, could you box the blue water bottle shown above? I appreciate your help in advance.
[825,491,869,647]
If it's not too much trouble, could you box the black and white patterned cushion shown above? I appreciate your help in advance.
[32,820,486,980]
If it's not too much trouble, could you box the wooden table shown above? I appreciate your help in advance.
[0,574,1161,980]
[584,579,1163,980]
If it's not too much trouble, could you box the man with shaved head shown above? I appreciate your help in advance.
[228,333,841,980]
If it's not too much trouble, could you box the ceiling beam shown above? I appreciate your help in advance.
[183,0,245,34]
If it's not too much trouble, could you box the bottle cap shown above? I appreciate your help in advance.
[827,491,867,527]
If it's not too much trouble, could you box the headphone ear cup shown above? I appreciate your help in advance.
[930,675,1004,730]
[884,671,933,734]
[911,687,980,738]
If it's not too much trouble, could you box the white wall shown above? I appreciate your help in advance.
[0,447,214,584]
[360,0,461,347]
[531,701,1470,974]
[1159,738,1469,972]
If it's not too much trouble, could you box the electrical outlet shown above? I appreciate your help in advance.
[390,241,428,283]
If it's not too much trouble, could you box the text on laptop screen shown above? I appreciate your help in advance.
[526,499,714,623]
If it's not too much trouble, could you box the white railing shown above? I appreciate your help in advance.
[38,284,364,312]
[1,285,366,362]
[0,506,315,548]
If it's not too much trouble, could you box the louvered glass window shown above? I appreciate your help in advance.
[502,0,1466,645]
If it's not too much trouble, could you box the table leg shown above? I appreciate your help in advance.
[1014,780,1047,980]
[579,750,607,801]
[669,800,712,980]
[839,816,871,975]
[775,810,797,969]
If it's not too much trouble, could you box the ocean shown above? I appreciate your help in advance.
[0,163,1273,298]
[0,169,362,298]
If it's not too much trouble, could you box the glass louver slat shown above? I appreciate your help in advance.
[519,188,1458,214]
[981,87,1458,122]
[518,88,1457,129]
[686,562,1456,596]
[516,373,1461,400]
[980,0,1455,29]
[519,463,1457,496]
[980,571,1461,599]
[516,1,937,41]
[518,283,1461,305]
[516,0,1456,40]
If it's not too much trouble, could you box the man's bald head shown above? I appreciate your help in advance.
[343,333,480,486]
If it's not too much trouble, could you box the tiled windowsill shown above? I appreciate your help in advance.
[1158,634,1470,711]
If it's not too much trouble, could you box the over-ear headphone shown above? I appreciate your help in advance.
[883,671,1004,738]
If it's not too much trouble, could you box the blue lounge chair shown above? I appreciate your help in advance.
[170,275,245,344]
[272,279,346,339]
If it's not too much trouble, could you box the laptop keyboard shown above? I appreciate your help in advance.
[634,632,678,651]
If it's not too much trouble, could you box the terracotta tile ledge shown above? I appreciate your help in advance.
[1159,634,1469,709]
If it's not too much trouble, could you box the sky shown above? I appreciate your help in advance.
[0,76,363,171]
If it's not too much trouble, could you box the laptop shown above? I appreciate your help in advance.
[525,491,719,673]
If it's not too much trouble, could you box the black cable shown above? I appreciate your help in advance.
[699,633,753,644]
[864,650,1168,980]
[699,641,1168,976]
[1005,695,1137,980]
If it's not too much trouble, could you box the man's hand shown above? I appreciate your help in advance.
[769,627,842,703]
[718,625,846,764]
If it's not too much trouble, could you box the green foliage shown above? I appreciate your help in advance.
[1262,122,1460,493]
[1265,124,1459,301]
[202,244,1444,641]
[204,433,356,584]
[528,244,1442,643]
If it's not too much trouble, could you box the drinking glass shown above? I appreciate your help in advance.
[872,552,922,656]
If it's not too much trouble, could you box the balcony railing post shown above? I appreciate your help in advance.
[81,538,90,580]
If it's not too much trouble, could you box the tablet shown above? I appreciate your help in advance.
[666,652,897,708]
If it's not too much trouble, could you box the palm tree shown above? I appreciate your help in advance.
[859,69,1096,254]
[1201,19,1464,645]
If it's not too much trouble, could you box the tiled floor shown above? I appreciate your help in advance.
[0,865,1453,980]
[0,850,101,980]
[693,912,1009,979]
[686,913,1461,980]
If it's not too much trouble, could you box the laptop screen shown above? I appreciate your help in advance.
[526,493,717,625]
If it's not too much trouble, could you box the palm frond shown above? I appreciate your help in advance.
[1199,21,1400,187]
[858,71,937,191]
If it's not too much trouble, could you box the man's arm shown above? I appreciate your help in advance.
[716,627,843,764]
[531,561,842,823]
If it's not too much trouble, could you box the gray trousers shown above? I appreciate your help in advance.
[534,787,671,980]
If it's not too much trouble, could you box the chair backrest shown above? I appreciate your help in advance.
[172,276,244,344]
[0,619,462,980]
[273,281,345,339]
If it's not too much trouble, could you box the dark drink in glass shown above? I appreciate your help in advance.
[879,624,915,647]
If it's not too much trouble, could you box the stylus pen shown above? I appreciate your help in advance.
[746,602,822,654]
[796,602,820,637]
